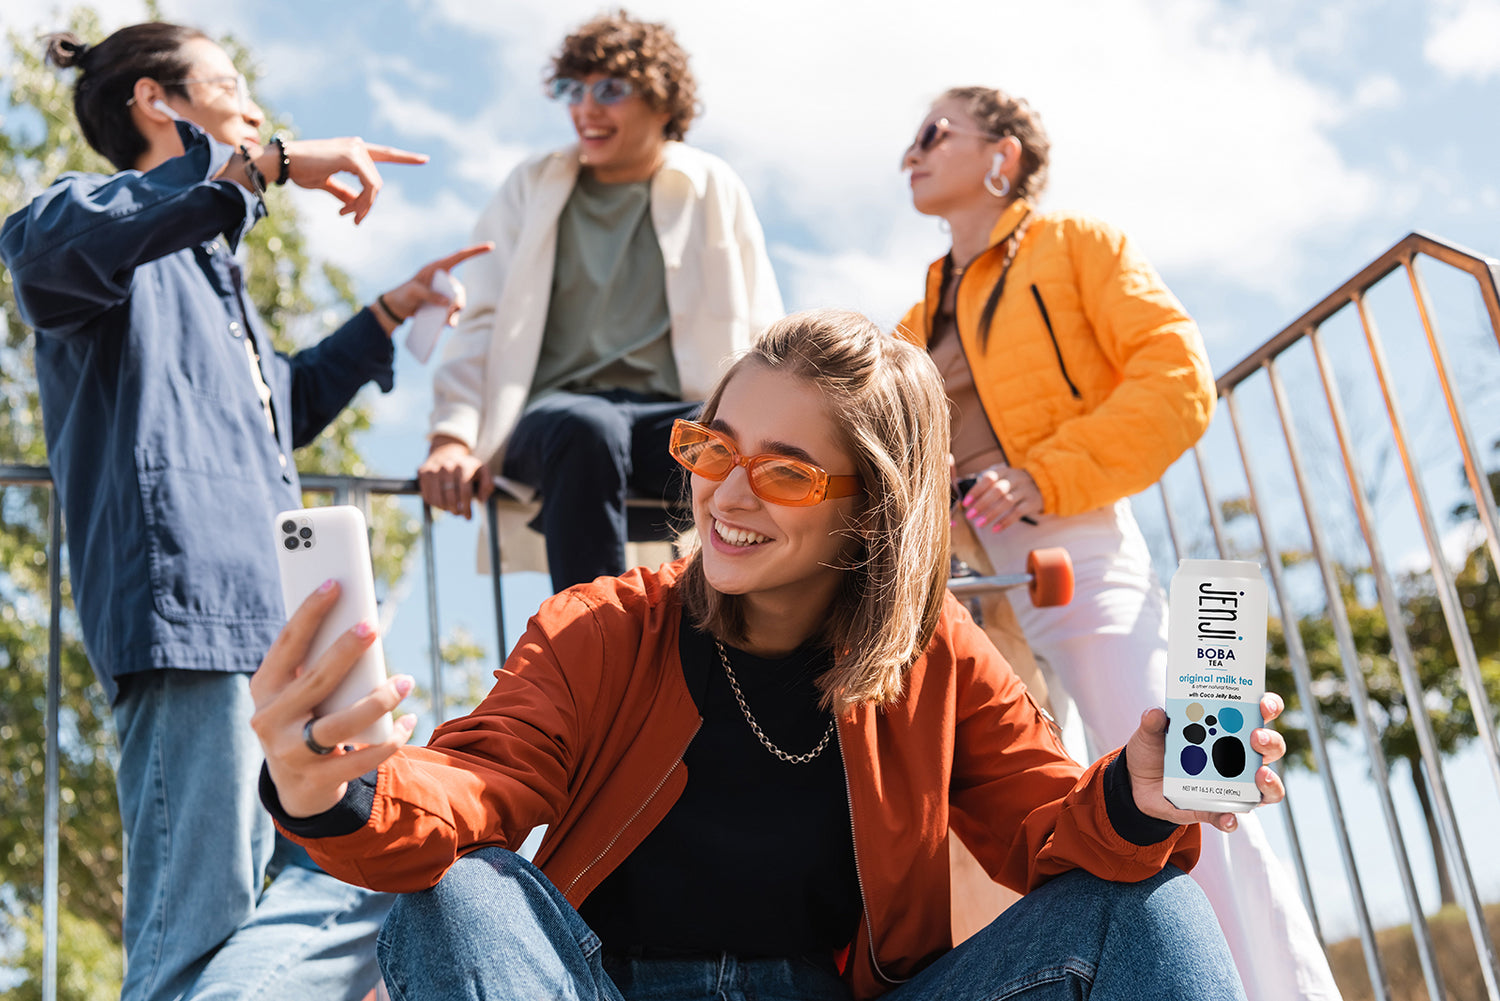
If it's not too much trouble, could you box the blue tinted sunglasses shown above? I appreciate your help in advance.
[549,77,635,106]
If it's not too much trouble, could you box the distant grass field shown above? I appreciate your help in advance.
[1327,903,1500,1001]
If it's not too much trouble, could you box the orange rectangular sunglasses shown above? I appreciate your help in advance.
[668,419,862,507]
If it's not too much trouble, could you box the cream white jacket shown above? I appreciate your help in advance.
[428,141,784,496]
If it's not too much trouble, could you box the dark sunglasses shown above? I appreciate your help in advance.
[669,420,862,507]
[549,77,635,106]
[906,117,1000,158]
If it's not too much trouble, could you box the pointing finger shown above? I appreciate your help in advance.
[362,144,430,164]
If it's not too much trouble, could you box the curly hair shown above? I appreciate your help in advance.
[548,9,697,141]
[941,85,1051,201]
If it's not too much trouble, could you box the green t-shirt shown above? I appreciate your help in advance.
[530,170,679,401]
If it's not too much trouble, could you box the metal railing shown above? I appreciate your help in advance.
[1141,231,1500,1001]
[6,231,1500,1000]
[0,466,1046,1000]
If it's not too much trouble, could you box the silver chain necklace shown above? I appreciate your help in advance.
[714,639,835,765]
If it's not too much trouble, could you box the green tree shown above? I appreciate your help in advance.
[0,8,421,996]
[1255,485,1500,908]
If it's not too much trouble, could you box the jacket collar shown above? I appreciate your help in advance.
[547,140,707,197]
[985,197,1033,248]
[914,198,1036,343]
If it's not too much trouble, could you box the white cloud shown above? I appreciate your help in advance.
[254,40,331,102]
[409,0,1381,304]
[1394,520,1486,577]
[9,0,1390,314]
[772,239,937,333]
[1349,73,1402,112]
[364,76,533,191]
[1426,0,1500,80]
[286,180,477,294]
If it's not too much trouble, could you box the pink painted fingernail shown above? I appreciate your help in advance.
[354,621,375,638]
[394,675,414,697]
[973,516,987,528]
[962,495,975,509]
[318,579,336,593]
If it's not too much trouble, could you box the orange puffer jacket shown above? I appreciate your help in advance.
[280,560,1197,999]
[897,200,1216,517]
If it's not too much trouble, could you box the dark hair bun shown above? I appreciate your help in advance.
[44,32,90,69]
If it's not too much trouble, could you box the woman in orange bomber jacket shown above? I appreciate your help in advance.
[251,311,1287,1001]
[898,87,1338,1001]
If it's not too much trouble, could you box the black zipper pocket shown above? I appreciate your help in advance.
[1030,284,1081,400]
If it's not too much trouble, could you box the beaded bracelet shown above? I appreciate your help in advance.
[269,134,291,186]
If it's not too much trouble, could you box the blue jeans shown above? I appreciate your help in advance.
[501,389,699,592]
[376,848,1247,1001]
[113,670,393,1001]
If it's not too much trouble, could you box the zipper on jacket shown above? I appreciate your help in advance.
[564,721,701,898]
[836,718,910,986]
[1029,284,1082,400]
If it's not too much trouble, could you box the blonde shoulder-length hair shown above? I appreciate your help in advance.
[678,308,952,710]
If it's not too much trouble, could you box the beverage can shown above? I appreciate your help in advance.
[1163,559,1268,813]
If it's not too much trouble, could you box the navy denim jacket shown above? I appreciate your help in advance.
[0,122,394,701]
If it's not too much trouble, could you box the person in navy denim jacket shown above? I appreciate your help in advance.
[0,22,487,1001]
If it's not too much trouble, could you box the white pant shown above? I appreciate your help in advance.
[976,499,1341,1001]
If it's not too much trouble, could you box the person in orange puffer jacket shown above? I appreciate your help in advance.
[897,85,1340,1001]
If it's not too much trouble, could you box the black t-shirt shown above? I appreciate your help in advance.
[579,622,863,957]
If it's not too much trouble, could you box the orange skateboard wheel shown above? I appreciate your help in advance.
[1026,547,1074,607]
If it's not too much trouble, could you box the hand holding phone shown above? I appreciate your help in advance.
[273,506,393,745]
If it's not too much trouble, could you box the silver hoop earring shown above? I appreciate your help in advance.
[984,153,1011,199]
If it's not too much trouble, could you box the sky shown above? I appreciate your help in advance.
[5,0,1500,951]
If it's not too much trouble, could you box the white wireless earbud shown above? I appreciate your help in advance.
[991,152,1005,173]
[152,98,182,121]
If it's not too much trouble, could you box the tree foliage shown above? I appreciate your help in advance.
[1,7,421,994]
[1247,461,1500,905]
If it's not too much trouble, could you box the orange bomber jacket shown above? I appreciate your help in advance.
[897,199,1217,518]
[278,560,1199,999]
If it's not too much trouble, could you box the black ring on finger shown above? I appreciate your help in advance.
[303,718,337,756]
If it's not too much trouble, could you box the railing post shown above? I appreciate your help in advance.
[1224,387,1392,1001]
[1267,353,1444,1001]
[1155,481,1184,565]
[486,493,506,659]
[422,502,445,725]
[1334,295,1500,999]
[1187,435,1324,944]
[43,492,62,1001]
[1354,291,1500,810]
[1404,256,1500,628]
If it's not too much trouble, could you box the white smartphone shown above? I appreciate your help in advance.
[273,505,393,745]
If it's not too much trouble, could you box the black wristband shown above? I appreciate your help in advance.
[269,134,290,186]
[374,293,403,325]
[238,144,267,198]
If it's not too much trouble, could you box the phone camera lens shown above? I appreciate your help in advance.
[281,520,296,534]
[299,527,312,539]
[283,537,299,551]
